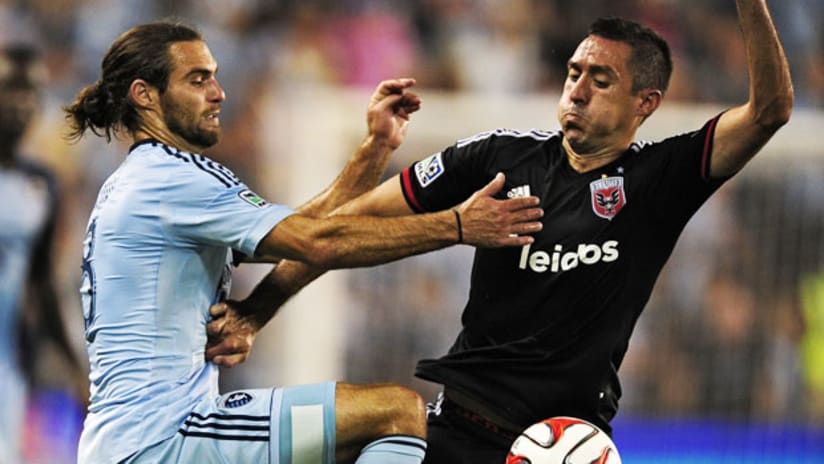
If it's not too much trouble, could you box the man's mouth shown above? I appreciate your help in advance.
[564,109,586,121]
[562,111,586,132]
[204,111,220,124]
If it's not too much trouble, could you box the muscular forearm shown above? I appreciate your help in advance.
[239,135,399,323]
[229,79,421,329]
[263,209,459,269]
[295,135,395,217]
[234,261,324,329]
[736,0,793,126]
[710,0,794,177]
[262,173,540,268]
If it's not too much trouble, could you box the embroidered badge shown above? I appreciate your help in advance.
[590,176,626,220]
[223,391,254,408]
[239,190,268,208]
[414,152,444,187]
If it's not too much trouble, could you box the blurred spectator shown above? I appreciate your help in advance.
[0,42,85,464]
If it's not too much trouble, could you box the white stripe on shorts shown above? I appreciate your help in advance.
[290,405,324,464]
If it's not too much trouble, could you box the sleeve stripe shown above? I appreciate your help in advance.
[400,167,426,213]
[700,114,722,180]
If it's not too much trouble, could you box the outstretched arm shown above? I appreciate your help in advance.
[206,79,420,365]
[709,0,793,178]
[207,174,543,366]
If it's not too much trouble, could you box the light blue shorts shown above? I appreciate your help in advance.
[127,382,336,464]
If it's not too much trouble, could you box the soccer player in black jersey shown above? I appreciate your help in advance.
[0,43,86,461]
[207,1,793,462]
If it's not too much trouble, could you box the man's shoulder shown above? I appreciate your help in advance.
[456,128,562,149]
[130,141,243,190]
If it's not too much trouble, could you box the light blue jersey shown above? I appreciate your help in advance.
[0,160,56,463]
[77,140,293,463]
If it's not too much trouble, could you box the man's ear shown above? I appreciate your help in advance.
[128,78,159,109]
[637,89,663,118]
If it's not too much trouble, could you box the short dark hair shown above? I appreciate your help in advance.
[588,17,672,95]
[64,21,202,142]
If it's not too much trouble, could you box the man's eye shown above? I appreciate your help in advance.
[595,80,609,88]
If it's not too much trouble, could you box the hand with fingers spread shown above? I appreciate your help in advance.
[456,173,544,248]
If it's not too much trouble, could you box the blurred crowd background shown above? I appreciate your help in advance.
[1,0,823,462]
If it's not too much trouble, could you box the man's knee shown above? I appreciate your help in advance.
[378,384,427,437]
[336,382,427,438]
[334,383,427,462]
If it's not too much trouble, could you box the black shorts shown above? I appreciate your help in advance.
[424,397,519,464]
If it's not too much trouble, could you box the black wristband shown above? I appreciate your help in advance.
[453,209,463,244]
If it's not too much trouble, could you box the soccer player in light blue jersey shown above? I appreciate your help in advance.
[63,22,543,464]
[0,43,85,464]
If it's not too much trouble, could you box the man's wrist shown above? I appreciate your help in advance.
[234,299,270,332]
[362,133,397,152]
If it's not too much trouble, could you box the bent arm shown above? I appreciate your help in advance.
[709,0,793,178]
[259,171,543,266]
[209,176,415,340]
[268,175,416,299]
[256,207,460,269]
[293,79,421,218]
[206,175,543,361]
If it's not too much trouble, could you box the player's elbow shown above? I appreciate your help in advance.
[291,223,346,269]
[300,240,340,269]
[753,91,793,131]
[258,215,342,268]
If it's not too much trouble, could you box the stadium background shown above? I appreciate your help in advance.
[1,0,822,462]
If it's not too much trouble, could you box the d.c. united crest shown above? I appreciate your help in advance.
[590,176,626,220]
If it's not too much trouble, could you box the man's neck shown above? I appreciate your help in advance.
[562,138,629,173]
[132,128,202,154]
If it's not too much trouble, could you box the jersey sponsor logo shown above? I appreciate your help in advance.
[239,189,268,208]
[518,240,619,273]
[590,176,626,220]
[414,152,444,188]
[223,391,254,408]
[507,184,531,198]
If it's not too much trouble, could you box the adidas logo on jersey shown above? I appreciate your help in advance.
[507,184,531,198]
[518,240,619,273]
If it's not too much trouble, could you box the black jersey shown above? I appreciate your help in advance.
[400,115,726,434]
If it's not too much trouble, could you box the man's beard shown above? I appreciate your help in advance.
[161,95,220,149]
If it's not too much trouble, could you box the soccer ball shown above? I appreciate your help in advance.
[506,417,621,464]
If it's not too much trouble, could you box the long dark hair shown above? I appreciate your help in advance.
[64,21,202,142]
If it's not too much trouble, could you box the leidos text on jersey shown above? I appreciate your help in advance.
[518,240,619,273]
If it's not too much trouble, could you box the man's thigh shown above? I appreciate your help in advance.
[129,382,336,464]
[424,407,512,464]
